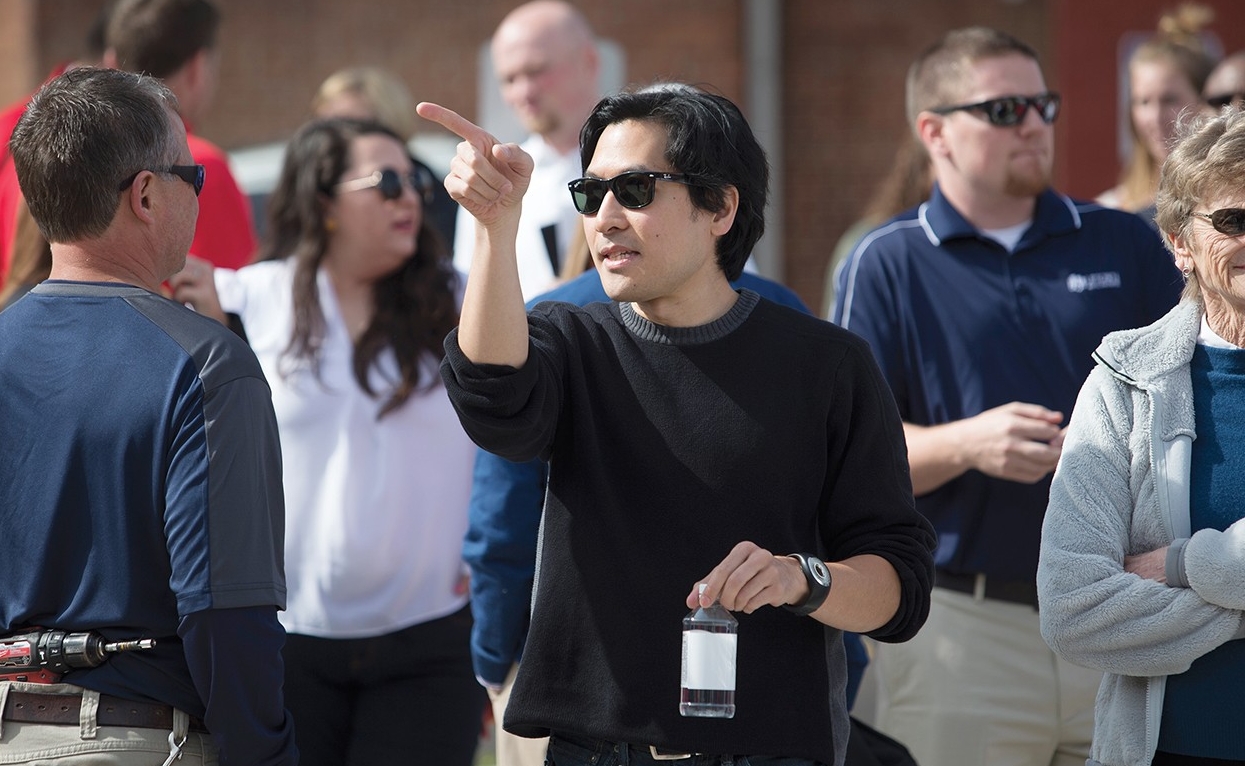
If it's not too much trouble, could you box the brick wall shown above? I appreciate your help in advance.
[0,0,41,99]
[784,0,1051,311]
[12,0,1229,312]
[185,0,745,150]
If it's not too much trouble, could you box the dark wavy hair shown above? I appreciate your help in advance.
[578,83,768,281]
[257,117,459,418]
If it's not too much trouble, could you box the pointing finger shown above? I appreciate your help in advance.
[416,102,497,150]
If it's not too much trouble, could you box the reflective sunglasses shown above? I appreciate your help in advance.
[568,171,702,215]
[1206,92,1245,109]
[336,167,432,202]
[930,93,1061,127]
[1192,208,1245,237]
[118,164,206,196]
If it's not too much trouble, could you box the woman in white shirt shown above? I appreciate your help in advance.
[173,117,482,766]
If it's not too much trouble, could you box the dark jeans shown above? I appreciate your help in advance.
[283,604,486,766]
[545,733,827,766]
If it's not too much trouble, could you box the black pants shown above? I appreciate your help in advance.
[283,605,486,766]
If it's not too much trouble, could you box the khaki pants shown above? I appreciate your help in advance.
[873,586,1100,766]
[0,681,217,765]
[488,664,549,766]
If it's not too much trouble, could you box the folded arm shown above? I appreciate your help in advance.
[1038,369,1245,677]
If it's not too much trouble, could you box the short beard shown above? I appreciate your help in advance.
[522,111,560,138]
[1004,164,1051,198]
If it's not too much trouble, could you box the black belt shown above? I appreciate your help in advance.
[936,569,1039,608]
[2,690,209,733]
[551,733,736,764]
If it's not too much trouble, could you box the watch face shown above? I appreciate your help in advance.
[809,559,831,586]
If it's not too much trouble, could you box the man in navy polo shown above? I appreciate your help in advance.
[833,27,1181,766]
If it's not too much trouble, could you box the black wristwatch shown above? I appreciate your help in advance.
[784,553,832,616]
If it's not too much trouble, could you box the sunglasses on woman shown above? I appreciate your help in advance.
[1206,92,1245,109]
[1192,208,1245,237]
[336,167,432,202]
[567,171,703,215]
[929,93,1061,127]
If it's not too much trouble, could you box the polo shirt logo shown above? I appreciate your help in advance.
[1066,272,1122,293]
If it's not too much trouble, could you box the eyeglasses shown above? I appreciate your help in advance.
[118,164,206,196]
[567,171,702,215]
[930,93,1062,127]
[1206,92,1245,109]
[1192,208,1245,237]
[336,167,431,202]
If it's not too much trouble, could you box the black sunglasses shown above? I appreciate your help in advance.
[1192,208,1245,237]
[118,164,206,196]
[930,93,1061,127]
[568,171,702,215]
[336,167,431,202]
[1206,92,1245,110]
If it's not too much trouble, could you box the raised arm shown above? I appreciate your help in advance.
[416,102,534,368]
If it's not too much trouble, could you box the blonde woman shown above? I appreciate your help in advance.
[1097,4,1217,213]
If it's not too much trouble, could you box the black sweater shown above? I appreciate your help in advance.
[442,291,935,765]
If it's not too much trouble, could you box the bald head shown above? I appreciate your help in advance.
[491,0,599,153]
[1205,51,1245,109]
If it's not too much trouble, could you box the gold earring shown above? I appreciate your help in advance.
[325,218,337,233]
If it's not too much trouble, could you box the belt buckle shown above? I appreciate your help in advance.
[649,745,693,760]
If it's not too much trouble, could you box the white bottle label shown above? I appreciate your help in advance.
[681,630,737,690]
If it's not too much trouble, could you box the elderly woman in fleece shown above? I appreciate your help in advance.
[1038,107,1245,766]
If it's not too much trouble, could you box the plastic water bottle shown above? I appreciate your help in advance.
[680,583,737,718]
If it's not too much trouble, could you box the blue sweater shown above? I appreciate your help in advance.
[1157,343,1245,759]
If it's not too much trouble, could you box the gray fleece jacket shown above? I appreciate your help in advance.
[1038,299,1245,766]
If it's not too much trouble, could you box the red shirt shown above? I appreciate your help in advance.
[185,130,256,270]
[0,89,38,283]
[0,65,65,283]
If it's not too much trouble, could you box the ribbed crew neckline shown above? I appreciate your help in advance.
[618,289,759,344]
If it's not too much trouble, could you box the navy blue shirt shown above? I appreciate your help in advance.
[833,186,1181,580]
[0,282,296,763]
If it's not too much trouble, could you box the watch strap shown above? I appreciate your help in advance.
[784,553,831,616]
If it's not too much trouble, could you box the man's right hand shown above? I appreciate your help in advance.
[959,401,1064,483]
[415,102,533,230]
[415,102,533,368]
[905,401,1065,494]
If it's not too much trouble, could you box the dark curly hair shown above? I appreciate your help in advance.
[257,117,459,418]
